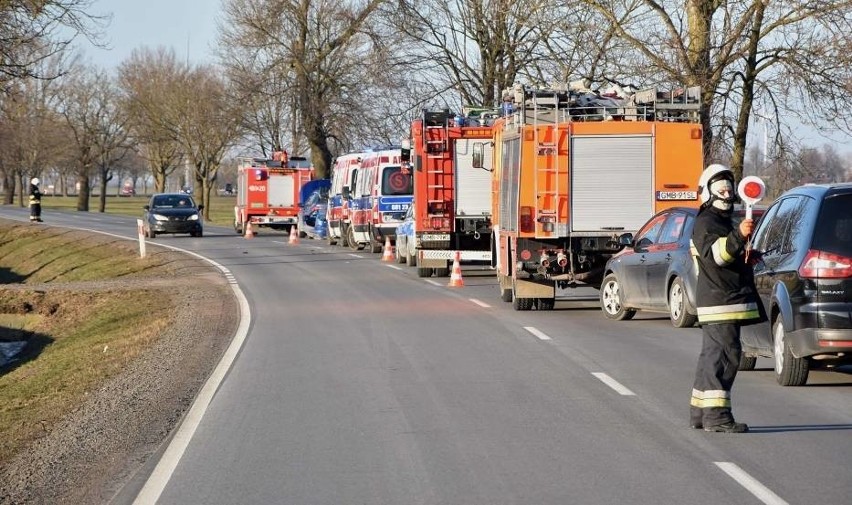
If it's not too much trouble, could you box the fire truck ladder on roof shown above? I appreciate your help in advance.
[423,110,452,217]
[529,87,565,235]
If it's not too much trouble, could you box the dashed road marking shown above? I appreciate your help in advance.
[524,326,551,341]
[469,299,491,308]
[349,253,363,259]
[425,279,441,287]
[386,265,402,271]
[591,372,636,396]
[714,462,789,505]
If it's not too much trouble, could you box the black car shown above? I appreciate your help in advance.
[600,205,764,327]
[143,193,204,238]
[740,183,852,386]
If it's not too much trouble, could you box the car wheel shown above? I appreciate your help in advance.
[500,285,513,303]
[738,354,757,371]
[406,241,417,267]
[339,226,349,247]
[370,235,383,254]
[299,229,308,238]
[668,277,697,328]
[347,226,361,251]
[600,273,636,321]
[773,319,809,386]
[327,233,338,246]
[234,221,242,234]
[396,240,406,264]
[148,229,156,239]
[512,279,533,311]
[417,267,433,278]
[434,267,450,277]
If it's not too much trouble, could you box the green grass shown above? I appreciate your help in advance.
[35,194,237,227]
[0,221,192,463]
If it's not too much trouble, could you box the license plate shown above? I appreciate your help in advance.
[421,233,450,241]
[657,191,697,201]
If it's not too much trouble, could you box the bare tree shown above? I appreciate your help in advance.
[578,0,852,180]
[165,65,242,216]
[219,0,395,179]
[0,0,108,91]
[0,53,67,205]
[117,47,186,192]
[59,65,123,211]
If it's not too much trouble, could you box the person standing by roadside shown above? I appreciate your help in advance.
[689,164,765,433]
[29,177,43,222]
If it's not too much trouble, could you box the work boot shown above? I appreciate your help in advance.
[704,421,748,433]
[690,422,703,430]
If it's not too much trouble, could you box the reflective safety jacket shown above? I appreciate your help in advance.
[690,206,763,325]
[29,184,41,205]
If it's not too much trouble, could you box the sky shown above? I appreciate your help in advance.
[77,1,848,156]
[79,0,221,69]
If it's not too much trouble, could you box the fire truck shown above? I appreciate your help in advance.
[326,152,362,247]
[348,147,412,252]
[234,151,313,236]
[488,83,704,310]
[407,108,497,277]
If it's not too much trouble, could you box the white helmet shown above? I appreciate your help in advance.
[31,178,40,185]
[698,164,736,210]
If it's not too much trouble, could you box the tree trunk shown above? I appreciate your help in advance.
[77,174,91,211]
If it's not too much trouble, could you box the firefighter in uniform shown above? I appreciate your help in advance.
[689,164,764,433]
[29,177,43,222]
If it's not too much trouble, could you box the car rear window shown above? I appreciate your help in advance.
[812,193,852,257]
[381,166,413,196]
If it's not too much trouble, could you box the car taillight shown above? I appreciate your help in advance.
[798,249,852,278]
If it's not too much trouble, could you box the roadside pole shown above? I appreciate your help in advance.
[137,219,147,258]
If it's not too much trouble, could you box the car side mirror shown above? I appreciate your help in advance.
[144,205,150,211]
[618,233,634,247]
[197,204,204,212]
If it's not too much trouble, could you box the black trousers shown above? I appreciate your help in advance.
[690,322,741,426]
[30,203,41,219]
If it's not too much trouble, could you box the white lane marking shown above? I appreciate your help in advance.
[591,372,636,396]
[386,265,402,271]
[714,462,789,505]
[524,326,552,341]
[349,253,363,258]
[469,298,491,308]
[425,279,441,287]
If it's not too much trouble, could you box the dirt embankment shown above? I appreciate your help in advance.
[0,224,239,504]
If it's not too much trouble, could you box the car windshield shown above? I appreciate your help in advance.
[812,193,852,257]
[152,195,195,208]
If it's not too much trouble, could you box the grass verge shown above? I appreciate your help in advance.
[0,220,193,463]
[30,193,237,228]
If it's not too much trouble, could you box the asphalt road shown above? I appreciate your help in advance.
[3,207,851,505]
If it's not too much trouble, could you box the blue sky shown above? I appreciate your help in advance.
[79,0,220,69]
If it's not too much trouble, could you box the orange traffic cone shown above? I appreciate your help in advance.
[245,221,254,239]
[448,251,464,287]
[381,236,394,262]
[289,225,300,244]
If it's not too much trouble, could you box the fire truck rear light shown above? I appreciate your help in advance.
[520,206,534,233]
[690,128,702,139]
[540,253,550,267]
[818,341,852,348]
[430,217,443,229]
[519,249,532,261]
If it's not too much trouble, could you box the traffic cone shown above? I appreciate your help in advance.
[448,251,464,287]
[381,236,394,262]
[245,221,254,239]
[289,225,300,244]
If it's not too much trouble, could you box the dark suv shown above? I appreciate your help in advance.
[740,183,852,386]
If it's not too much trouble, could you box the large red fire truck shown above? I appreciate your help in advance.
[234,151,313,236]
[407,108,496,277]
